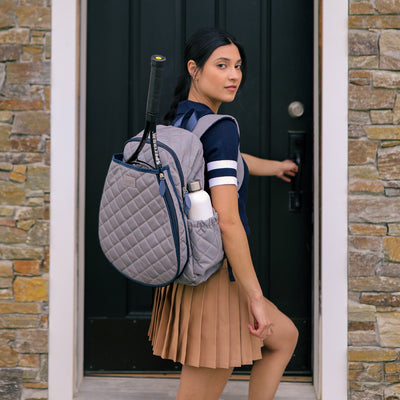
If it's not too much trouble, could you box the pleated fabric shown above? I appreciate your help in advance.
[148,261,263,369]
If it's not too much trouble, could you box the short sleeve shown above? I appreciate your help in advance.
[200,119,239,188]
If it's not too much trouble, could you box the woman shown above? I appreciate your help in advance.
[148,28,299,400]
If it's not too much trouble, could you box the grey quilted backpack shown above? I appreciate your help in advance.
[98,55,243,287]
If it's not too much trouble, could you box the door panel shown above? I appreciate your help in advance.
[85,0,130,320]
[85,0,313,375]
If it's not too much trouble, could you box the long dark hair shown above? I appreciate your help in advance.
[164,27,247,124]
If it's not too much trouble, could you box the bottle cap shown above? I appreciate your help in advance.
[187,180,201,192]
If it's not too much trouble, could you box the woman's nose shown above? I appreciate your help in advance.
[228,67,241,80]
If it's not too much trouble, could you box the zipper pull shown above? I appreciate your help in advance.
[183,186,191,216]
[159,173,166,196]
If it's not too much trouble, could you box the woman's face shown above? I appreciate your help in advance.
[188,44,242,113]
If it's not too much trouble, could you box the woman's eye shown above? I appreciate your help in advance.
[235,64,242,70]
[217,63,227,69]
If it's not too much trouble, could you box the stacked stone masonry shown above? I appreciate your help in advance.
[0,0,50,399]
[349,0,400,399]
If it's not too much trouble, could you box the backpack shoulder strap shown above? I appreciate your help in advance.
[191,114,240,137]
[191,114,244,190]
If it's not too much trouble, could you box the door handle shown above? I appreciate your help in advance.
[288,131,306,212]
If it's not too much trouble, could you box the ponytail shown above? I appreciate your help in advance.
[164,74,191,125]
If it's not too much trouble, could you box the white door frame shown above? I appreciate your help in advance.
[48,0,348,399]
[314,0,348,398]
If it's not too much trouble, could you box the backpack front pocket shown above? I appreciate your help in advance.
[99,155,182,287]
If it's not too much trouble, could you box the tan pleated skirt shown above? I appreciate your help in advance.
[148,261,263,369]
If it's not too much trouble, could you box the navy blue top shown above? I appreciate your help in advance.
[173,100,250,235]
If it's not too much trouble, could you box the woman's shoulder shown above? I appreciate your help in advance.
[202,117,239,143]
[200,117,239,162]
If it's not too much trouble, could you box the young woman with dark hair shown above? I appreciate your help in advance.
[149,27,299,400]
[163,28,247,125]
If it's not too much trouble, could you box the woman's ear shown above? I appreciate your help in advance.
[187,60,198,80]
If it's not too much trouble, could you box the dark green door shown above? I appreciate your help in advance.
[85,0,313,375]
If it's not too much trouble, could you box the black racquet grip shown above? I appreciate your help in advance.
[145,55,166,124]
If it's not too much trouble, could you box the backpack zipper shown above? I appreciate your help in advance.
[158,173,181,279]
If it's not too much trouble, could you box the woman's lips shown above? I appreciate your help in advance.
[225,85,237,92]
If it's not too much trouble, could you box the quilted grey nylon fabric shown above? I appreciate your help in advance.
[98,115,242,287]
[99,158,184,285]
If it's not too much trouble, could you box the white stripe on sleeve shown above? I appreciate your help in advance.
[209,176,238,187]
[207,160,238,172]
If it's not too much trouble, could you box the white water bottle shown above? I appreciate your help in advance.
[187,180,213,220]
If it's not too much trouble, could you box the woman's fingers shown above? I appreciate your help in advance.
[248,321,273,339]
[249,298,274,339]
[276,160,299,182]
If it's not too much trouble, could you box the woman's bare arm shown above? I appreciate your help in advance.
[210,184,272,339]
[241,153,298,182]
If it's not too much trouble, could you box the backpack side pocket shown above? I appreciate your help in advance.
[176,210,224,286]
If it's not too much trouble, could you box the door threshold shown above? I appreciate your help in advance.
[86,372,312,383]
[76,376,316,400]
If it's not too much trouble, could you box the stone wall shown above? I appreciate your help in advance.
[0,1,50,399]
[348,0,400,399]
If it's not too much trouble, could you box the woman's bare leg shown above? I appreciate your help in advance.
[248,298,299,400]
[176,365,233,400]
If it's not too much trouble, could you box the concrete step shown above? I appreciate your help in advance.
[75,377,316,400]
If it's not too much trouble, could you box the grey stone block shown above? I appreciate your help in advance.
[0,368,23,400]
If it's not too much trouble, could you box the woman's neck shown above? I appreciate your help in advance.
[188,88,219,113]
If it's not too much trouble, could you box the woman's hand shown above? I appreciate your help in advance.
[248,296,273,339]
[275,160,298,182]
[241,153,298,181]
